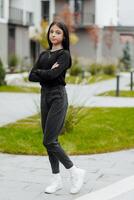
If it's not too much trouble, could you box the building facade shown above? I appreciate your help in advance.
[40,0,134,65]
[0,0,39,69]
[0,0,134,69]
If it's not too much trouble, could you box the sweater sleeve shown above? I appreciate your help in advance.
[28,52,44,82]
[35,50,71,81]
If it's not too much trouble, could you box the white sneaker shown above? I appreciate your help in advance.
[45,173,63,194]
[69,166,86,194]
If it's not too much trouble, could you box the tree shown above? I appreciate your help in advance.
[120,42,131,71]
[86,25,101,63]
[30,19,49,50]
[104,26,114,49]
[55,3,79,45]
[86,25,100,49]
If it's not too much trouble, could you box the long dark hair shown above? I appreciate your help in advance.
[47,21,70,51]
[47,20,72,67]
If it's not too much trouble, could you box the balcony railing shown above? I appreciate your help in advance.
[74,12,95,27]
[26,11,34,26]
[53,11,95,28]
[9,7,34,26]
[9,7,23,25]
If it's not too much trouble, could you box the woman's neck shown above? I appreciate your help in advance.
[51,45,63,51]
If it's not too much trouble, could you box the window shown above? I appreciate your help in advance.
[74,0,83,24]
[9,27,15,39]
[8,26,16,56]
[74,0,83,13]
[0,0,4,18]
[26,12,33,25]
[41,1,49,22]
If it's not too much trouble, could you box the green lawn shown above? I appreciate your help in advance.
[0,107,134,155]
[66,74,115,84]
[0,85,40,93]
[98,90,134,97]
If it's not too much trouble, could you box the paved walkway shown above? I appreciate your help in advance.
[0,149,134,200]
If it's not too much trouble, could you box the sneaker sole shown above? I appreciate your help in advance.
[45,186,63,194]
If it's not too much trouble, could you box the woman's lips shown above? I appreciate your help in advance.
[51,38,57,41]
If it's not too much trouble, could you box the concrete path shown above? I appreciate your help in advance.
[0,92,40,127]
[0,149,134,200]
[76,176,134,200]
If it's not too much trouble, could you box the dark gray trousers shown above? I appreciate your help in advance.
[40,85,73,174]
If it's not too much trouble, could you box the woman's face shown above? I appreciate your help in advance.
[49,24,64,46]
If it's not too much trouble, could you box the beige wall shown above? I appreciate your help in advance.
[71,27,134,65]
[16,26,30,66]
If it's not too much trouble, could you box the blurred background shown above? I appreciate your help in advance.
[0,0,134,75]
[1,2,134,199]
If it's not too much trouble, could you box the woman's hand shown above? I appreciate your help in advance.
[51,62,59,69]
[35,62,60,75]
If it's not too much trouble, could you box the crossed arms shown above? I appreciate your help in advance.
[28,51,70,82]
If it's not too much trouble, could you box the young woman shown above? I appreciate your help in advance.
[28,20,85,194]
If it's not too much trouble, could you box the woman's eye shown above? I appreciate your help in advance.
[56,31,61,34]
[50,30,61,34]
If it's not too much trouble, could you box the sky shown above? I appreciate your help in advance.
[119,0,134,26]
[96,0,134,26]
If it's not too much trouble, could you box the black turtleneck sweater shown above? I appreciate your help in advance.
[28,49,71,87]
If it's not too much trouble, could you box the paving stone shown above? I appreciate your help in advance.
[0,149,134,200]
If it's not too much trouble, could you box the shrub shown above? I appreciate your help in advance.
[69,57,82,76]
[120,42,131,71]
[103,64,116,75]
[8,54,19,73]
[0,58,6,86]
[88,63,102,75]
[61,106,89,135]
[88,63,116,76]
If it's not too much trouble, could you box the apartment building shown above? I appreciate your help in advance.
[1,0,134,68]
[40,0,121,63]
[41,0,97,61]
[0,0,95,68]
[0,0,41,69]
[0,0,9,68]
[66,0,134,64]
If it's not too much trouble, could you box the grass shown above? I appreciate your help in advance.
[0,85,40,93]
[98,90,134,97]
[65,74,115,84]
[0,107,134,155]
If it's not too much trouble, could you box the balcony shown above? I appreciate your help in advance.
[53,11,95,29]
[26,12,34,26]
[9,7,34,26]
[74,12,95,28]
[9,6,23,25]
